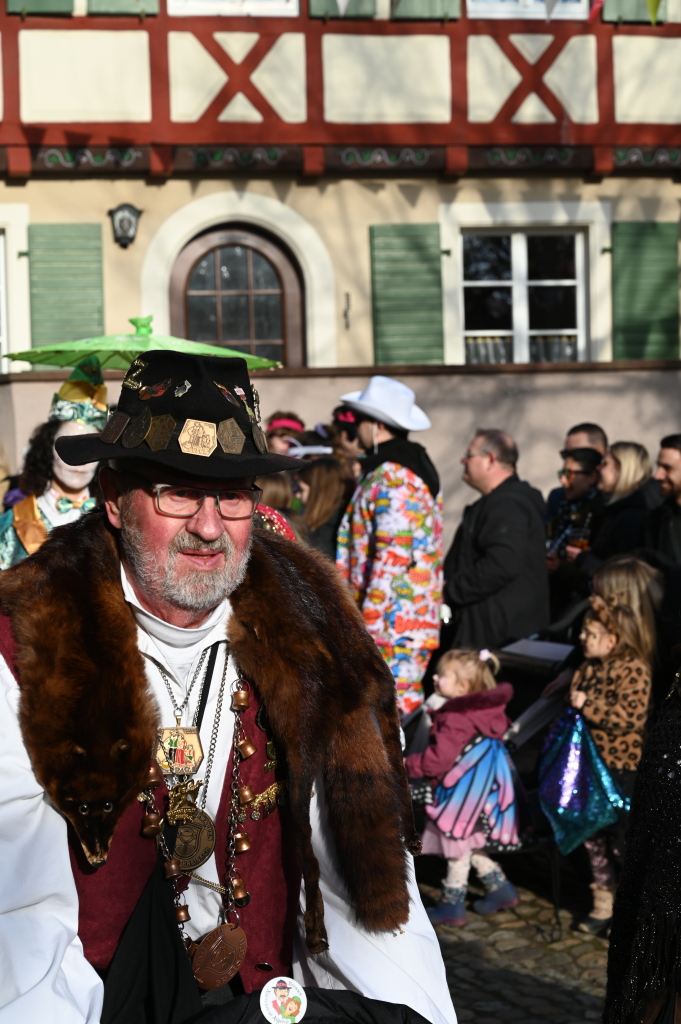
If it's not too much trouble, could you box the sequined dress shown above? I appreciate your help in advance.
[605,684,681,1022]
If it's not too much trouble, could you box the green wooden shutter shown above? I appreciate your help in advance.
[28,225,104,347]
[370,224,444,366]
[7,0,72,13]
[612,222,679,360]
[392,0,459,18]
[603,0,665,20]
[309,0,375,16]
[88,0,158,14]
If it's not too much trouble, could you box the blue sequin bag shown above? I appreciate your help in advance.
[538,708,630,855]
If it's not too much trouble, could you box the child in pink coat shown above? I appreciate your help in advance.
[405,648,519,927]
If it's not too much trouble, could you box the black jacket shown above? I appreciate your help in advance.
[577,478,662,575]
[444,475,549,649]
[643,497,681,566]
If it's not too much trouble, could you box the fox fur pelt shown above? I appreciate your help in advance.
[0,508,419,953]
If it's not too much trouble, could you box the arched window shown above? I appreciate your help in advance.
[170,228,305,366]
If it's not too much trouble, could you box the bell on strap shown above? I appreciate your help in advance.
[234,832,252,853]
[176,904,191,923]
[142,810,162,837]
[231,689,250,711]
[236,737,257,759]
[148,762,163,788]
[238,784,255,806]
[232,878,250,907]
[164,859,183,880]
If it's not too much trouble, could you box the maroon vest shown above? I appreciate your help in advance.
[0,613,301,993]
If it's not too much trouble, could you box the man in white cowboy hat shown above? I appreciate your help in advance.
[336,376,443,717]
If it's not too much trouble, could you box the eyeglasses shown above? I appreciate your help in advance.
[118,471,262,520]
[557,468,591,481]
[463,448,491,460]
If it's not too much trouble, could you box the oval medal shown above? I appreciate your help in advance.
[121,407,152,448]
[172,805,216,871]
[192,923,247,990]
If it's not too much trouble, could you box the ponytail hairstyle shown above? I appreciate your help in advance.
[436,648,500,693]
[586,594,648,665]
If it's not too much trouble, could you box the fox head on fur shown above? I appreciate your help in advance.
[46,738,152,865]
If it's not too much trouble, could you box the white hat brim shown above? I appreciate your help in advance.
[339,391,431,432]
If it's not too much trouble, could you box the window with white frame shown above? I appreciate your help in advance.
[466,0,587,18]
[462,231,586,365]
[168,0,298,14]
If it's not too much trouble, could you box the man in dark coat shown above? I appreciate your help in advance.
[443,429,549,650]
[643,433,681,565]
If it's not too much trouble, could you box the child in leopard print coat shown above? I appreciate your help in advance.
[569,594,652,936]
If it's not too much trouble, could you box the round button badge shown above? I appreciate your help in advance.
[259,976,307,1024]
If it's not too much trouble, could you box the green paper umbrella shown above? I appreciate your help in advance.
[7,316,279,371]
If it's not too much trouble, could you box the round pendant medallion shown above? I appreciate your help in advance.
[172,806,216,871]
[192,923,248,990]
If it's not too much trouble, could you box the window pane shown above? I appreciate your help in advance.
[464,287,513,331]
[529,336,578,363]
[463,236,511,281]
[527,236,575,281]
[529,286,576,329]
[189,252,215,292]
[254,294,282,340]
[221,295,250,341]
[187,295,217,342]
[221,341,250,353]
[254,343,284,362]
[252,251,280,290]
[219,246,248,291]
[465,337,513,364]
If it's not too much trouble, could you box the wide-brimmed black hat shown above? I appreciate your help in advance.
[56,350,302,478]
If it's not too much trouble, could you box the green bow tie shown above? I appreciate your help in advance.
[55,495,97,515]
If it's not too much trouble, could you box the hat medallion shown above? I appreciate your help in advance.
[139,378,172,400]
[122,407,152,448]
[218,418,246,455]
[179,419,218,458]
[146,414,177,452]
[101,410,130,444]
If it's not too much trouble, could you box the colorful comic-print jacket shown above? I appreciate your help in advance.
[337,461,443,715]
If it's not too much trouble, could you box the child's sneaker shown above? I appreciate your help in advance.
[473,880,519,915]
[427,884,467,927]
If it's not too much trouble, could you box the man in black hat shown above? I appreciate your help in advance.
[0,351,455,1024]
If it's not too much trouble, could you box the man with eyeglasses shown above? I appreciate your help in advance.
[0,352,454,1024]
[442,429,548,653]
[546,447,604,618]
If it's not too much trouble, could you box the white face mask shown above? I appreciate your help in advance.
[52,421,98,493]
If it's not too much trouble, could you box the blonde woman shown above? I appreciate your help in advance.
[568,442,661,574]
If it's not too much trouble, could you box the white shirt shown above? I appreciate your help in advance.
[0,569,456,1024]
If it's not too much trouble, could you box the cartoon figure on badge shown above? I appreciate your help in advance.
[272,980,290,1014]
[259,976,307,1024]
[282,997,302,1020]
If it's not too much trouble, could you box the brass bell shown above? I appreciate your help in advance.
[232,877,250,906]
[176,904,191,923]
[142,810,162,837]
[236,737,258,759]
[238,784,255,805]
[231,689,250,711]
[164,858,183,879]
[147,762,163,788]
[234,831,252,853]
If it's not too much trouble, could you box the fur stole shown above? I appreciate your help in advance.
[0,509,418,953]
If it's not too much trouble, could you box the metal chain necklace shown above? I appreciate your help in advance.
[155,648,210,778]
[160,647,231,876]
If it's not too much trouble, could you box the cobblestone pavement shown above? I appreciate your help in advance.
[419,869,608,1023]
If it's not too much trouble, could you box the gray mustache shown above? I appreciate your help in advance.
[170,532,230,554]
